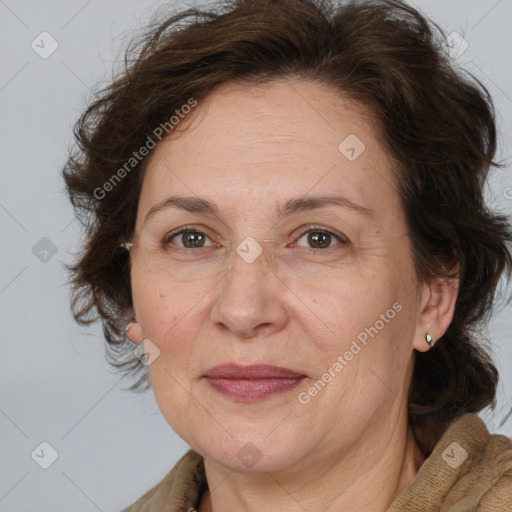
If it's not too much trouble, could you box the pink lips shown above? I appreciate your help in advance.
[203,364,306,401]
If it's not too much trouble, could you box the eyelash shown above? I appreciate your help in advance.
[162,225,349,253]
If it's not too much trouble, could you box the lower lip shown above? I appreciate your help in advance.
[204,377,305,401]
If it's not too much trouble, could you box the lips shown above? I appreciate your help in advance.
[203,363,305,379]
[203,364,307,401]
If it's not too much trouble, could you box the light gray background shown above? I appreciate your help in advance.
[1,0,511,511]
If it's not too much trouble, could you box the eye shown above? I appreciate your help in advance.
[163,228,214,249]
[162,226,348,252]
[293,228,347,250]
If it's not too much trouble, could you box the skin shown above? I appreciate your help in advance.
[126,78,459,512]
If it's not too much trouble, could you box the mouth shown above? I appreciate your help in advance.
[203,363,307,401]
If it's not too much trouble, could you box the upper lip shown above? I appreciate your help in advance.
[204,364,306,379]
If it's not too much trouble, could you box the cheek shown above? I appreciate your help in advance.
[294,276,411,392]
[291,270,393,344]
[131,271,206,350]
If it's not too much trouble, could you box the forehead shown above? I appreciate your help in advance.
[137,78,401,226]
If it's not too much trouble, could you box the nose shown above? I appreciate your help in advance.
[209,239,288,338]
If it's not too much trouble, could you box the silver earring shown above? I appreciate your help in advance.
[426,333,435,347]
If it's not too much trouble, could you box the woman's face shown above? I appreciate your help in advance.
[128,79,441,473]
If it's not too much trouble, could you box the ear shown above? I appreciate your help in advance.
[125,308,144,344]
[413,268,459,352]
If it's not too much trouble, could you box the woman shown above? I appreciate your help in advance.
[62,0,512,510]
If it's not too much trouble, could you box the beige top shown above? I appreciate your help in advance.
[121,413,512,511]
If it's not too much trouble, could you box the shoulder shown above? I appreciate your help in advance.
[471,430,512,511]
[388,413,512,511]
[432,414,512,510]
[120,449,206,512]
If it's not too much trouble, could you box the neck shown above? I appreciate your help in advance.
[199,415,426,512]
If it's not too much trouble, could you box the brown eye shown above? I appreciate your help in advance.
[294,229,347,250]
[307,231,332,249]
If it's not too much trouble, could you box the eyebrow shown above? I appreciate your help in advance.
[143,194,374,226]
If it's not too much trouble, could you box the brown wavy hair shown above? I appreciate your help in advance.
[62,0,512,455]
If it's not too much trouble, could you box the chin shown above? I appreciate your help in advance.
[197,432,307,474]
